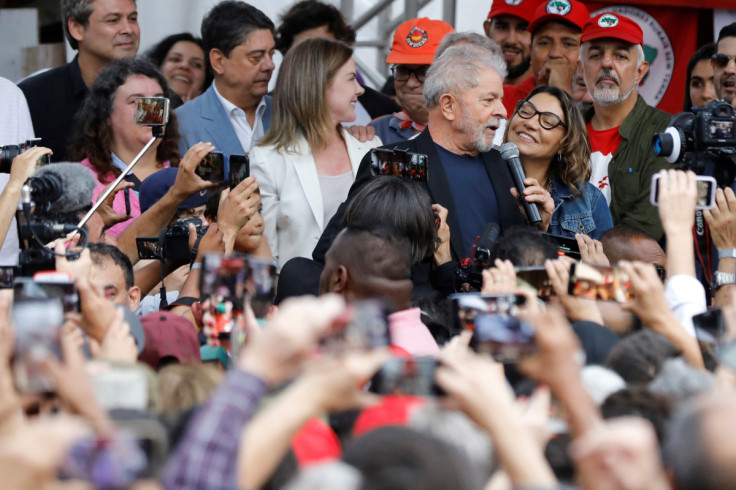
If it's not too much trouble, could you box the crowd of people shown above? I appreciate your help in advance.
[3,0,736,488]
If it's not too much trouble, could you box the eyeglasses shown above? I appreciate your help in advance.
[711,53,736,68]
[391,65,428,83]
[515,100,567,130]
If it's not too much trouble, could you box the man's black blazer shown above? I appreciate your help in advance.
[313,128,526,263]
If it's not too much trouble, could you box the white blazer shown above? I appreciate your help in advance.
[250,129,382,270]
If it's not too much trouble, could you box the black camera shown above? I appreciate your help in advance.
[454,224,498,292]
[0,138,48,172]
[137,218,207,262]
[652,101,736,183]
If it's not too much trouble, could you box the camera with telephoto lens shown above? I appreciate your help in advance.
[652,100,736,185]
[0,138,49,172]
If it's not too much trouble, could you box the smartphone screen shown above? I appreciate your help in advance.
[451,293,535,363]
[371,357,443,396]
[134,97,170,126]
[12,299,64,393]
[228,154,250,189]
[515,266,554,299]
[0,267,14,288]
[369,148,428,182]
[650,174,716,210]
[196,152,226,182]
[136,237,162,261]
[568,263,633,303]
[200,254,247,348]
[319,300,390,355]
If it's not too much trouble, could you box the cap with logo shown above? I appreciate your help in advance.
[486,0,544,24]
[582,12,644,45]
[527,0,590,34]
[386,17,454,65]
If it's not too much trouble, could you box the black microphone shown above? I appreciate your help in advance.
[474,222,500,267]
[499,142,542,226]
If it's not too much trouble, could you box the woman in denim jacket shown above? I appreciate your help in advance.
[504,85,613,239]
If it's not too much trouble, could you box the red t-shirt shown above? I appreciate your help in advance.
[587,120,622,203]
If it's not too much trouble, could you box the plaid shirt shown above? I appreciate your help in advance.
[162,370,268,489]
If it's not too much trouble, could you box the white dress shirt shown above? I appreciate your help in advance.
[213,82,267,153]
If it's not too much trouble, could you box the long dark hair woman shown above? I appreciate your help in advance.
[69,58,211,238]
[503,85,613,239]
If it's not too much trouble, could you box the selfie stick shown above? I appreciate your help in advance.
[75,127,164,231]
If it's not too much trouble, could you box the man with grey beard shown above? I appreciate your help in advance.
[579,12,671,242]
[314,44,526,263]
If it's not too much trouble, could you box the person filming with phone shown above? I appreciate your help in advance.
[68,58,217,240]
[502,85,612,239]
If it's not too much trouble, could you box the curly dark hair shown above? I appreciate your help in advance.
[68,58,181,179]
[275,0,356,54]
[145,32,213,91]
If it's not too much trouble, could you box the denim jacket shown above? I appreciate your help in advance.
[547,175,613,239]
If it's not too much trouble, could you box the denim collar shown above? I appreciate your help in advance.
[549,174,576,200]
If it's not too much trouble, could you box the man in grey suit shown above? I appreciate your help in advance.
[176,1,275,159]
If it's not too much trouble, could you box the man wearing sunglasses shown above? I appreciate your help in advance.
[579,13,671,242]
[370,18,454,145]
[712,23,736,108]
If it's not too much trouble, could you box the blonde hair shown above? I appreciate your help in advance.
[259,38,353,152]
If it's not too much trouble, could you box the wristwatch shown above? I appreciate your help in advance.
[719,248,736,260]
[713,271,736,290]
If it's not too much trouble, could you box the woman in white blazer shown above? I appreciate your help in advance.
[250,38,382,270]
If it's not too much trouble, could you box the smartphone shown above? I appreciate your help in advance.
[515,266,554,299]
[136,237,162,261]
[228,154,250,190]
[451,293,535,363]
[134,97,170,126]
[12,299,64,393]
[650,174,716,210]
[241,256,276,319]
[200,254,247,344]
[543,233,582,261]
[370,357,443,396]
[0,266,14,288]
[319,300,391,355]
[370,148,428,182]
[568,262,633,303]
[14,277,80,313]
[693,308,725,372]
[196,152,226,182]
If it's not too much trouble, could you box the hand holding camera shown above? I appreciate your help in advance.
[8,145,51,187]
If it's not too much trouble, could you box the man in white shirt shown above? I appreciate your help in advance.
[176,1,275,159]
[0,76,35,266]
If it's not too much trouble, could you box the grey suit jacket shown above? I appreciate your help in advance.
[175,84,273,158]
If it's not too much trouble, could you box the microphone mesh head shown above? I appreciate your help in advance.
[33,162,97,213]
[499,142,519,160]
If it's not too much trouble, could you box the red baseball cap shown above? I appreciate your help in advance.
[582,12,644,45]
[138,312,201,370]
[386,17,454,65]
[486,0,544,24]
[528,0,590,34]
